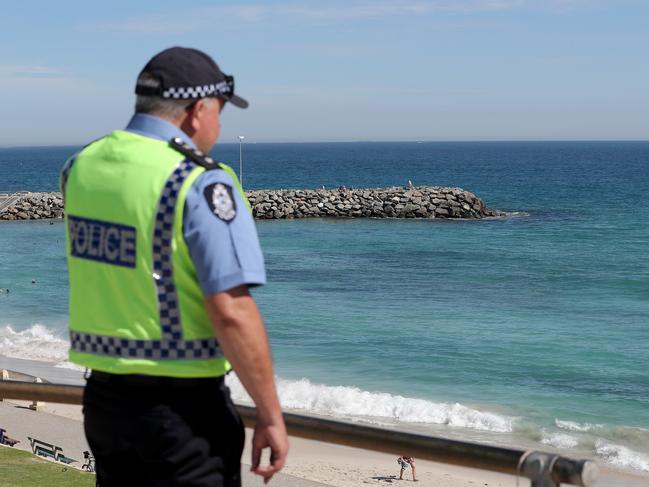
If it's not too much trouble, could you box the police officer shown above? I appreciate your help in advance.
[62,47,288,486]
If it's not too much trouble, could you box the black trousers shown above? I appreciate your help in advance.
[83,372,245,487]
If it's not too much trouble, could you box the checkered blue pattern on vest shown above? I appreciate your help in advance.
[69,158,222,360]
[60,156,76,201]
[69,333,221,360]
[153,159,194,341]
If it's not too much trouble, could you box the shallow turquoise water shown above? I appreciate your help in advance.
[1,141,648,472]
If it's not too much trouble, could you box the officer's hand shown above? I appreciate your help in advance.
[250,417,289,484]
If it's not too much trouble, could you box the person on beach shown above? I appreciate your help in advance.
[62,47,288,486]
[397,456,417,481]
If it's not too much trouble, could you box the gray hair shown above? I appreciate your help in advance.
[134,72,215,118]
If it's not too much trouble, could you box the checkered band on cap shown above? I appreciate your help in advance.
[70,158,223,361]
[162,80,230,99]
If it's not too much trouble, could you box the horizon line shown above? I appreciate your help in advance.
[2,139,649,150]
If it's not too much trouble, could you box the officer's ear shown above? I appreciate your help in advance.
[180,99,207,136]
[186,99,205,129]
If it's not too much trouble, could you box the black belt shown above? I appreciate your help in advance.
[89,370,224,388]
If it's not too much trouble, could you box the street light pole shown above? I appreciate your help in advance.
[238,135,245,186]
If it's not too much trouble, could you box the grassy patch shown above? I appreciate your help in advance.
[0,446,95,487]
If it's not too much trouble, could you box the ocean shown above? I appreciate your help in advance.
[1,141,648,476]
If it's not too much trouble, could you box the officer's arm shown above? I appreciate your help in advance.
[205,286,288,483]
[184,169,288,482]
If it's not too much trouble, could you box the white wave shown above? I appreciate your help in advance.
[555,419,602,432]
[595,440,649,473]
[540,430,579,449]
[0,324,71,365]
[226,376,513,433]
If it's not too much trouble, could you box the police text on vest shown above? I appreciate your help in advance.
[68,215,137,268]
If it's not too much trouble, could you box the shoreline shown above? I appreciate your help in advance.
[1,355,647,486]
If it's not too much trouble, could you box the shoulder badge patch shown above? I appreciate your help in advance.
[204,183,237,223]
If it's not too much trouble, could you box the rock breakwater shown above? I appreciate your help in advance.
[249,187,504,219]
[0,187,504,221]
[0,192,64,220]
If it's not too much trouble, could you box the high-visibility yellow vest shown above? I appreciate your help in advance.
[62,131,246,378]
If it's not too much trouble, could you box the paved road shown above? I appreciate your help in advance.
[0,356,85,385]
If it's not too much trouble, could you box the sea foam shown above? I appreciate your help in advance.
[226,375,513,433]
[595,440,649,473]
[540,430,579,449]
[0,325,514,434]
[555,419,602,432]
[0,324,71,365]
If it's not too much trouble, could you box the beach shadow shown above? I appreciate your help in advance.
[371,475,399,483]
[13,405,34,411]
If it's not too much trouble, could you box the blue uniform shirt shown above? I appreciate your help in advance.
[125,113,266,296]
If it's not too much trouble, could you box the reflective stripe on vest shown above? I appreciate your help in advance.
[66,158,222,360]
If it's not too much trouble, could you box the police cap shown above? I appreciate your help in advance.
[135,47,248,108]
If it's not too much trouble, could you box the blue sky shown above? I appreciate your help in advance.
[1,0,648,145]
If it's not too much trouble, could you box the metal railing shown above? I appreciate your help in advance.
[0,194,23,213]
[0,381,598,487]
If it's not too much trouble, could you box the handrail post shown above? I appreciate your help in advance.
[28,377,43,411]
[520,452,598,487]
[521,452,560,487]
[0,369,8,401]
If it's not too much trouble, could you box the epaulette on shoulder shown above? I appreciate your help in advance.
[82,135,109,150]
[169,137,223,170]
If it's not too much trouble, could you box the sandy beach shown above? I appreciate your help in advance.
[0,398,520,487]
[1,356,647,487]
